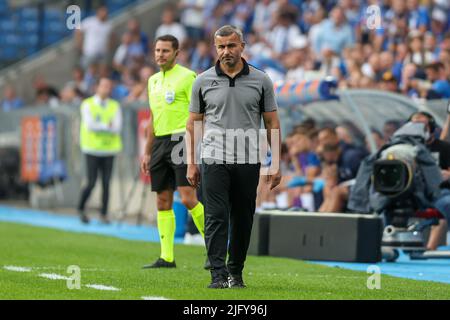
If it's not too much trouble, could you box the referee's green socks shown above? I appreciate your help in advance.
[157,203,204,263]
[157,209,175,263]
[189,202,205,238]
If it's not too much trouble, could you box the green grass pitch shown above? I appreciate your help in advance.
[0,221,449,300]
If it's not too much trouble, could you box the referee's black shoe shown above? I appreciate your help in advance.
[79,212,89,224]
[228,275,246,288]
[142,258,176,269]
[207,275,229,289]
[204,257,212,270]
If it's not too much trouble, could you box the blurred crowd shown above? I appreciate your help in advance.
[2,0,450,112]
[1,0,449,212]
[255,117,404,212]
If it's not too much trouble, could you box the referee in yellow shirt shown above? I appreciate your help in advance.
[141,35,206,268]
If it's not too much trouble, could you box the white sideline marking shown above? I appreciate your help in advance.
[85,284,121,291]
[38,273,70,280]
[3,265,32,272]
[5,265,122,293]
[141,296,169,300]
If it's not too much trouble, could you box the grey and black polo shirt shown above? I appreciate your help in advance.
[189,58,278,164]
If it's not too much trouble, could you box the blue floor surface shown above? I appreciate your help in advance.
[0,205,183,243]
[0,205,449,284]
[313,252,450,285]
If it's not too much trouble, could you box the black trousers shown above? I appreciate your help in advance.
[202,162,260,279]
[78,154,114,216]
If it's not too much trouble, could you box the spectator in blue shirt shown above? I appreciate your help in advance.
[316,127,368,212]
[190,40,213,73]
[1,86,24,112]
[313,6,354,59]
[425,62,450,99]
[126,18,149,54]
[406,0,430,33]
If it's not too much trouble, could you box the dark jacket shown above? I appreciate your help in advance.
[348,134,443,214]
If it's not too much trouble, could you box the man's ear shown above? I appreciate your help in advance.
[175,50,179,57]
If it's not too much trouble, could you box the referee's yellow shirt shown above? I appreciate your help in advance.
[148,64,196,137]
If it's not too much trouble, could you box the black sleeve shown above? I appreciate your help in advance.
[189,77,206,114]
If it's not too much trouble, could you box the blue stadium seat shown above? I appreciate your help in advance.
[106,0,135,13]
[43,20,64,33]
[4,34,21,46]
[44,8,63,21]
[19,20,39,32]
[0,47,19,60]
[19,7,38,20]
[0,20,16,32]
[22,34,39,47]
[25,46,38,56]
[0,0,9,14]
[0,0,141,65]
[43,33,62,45]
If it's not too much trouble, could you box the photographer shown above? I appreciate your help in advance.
[410,112,450,250]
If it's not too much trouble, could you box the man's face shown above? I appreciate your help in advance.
[96,79,112,98]
[383,123,398,140]
[97,7,108,21]
[154,40,178,69]
[4,86,15,100]
[321,145,340,164]
[425,67,438,81]
[331,7,344,25]
[214,33,245,68]
[411,114,431,133]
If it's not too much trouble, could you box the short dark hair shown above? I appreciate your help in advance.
[214,25,244,42]
[370,128,383,139]
[155,34,179,50]
[96,4,108,11]
[425,61,444,72]
[409,111,437,132]
[96,77,112,86]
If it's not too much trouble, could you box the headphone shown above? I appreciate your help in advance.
[408,111,437,133]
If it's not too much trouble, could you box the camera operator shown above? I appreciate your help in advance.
[410,111,450,249]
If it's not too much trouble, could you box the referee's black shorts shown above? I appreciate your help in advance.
[150,134,190,192]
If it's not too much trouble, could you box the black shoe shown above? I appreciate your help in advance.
[142,258,176,269]
[100,215,110,224]
[204,257,212,270]
[207,276,230,289]
[79,212,89,224]
[228,275,246,288]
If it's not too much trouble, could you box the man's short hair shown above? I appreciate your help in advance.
[96,77,112,86]
[425,61,444,72]
[155,34,179,50]
[214,25,244,42]
[319,127,337,138]
[96,4,108,11]
[323,143,340,152]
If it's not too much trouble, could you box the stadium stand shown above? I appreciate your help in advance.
[0,0,142,68]
[0,0,449,221]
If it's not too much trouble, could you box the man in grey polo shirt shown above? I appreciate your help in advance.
[186,25,282,289]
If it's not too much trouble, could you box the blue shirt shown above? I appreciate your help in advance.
[2,98,24,112]
[408,7,430,31]
[431,80,450,98]
[337,143,368,183]
[314,19,354,55]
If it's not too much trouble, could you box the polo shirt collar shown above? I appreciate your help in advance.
[162,63,179,76]
[94,95,109,106]
[215,58,250,78]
